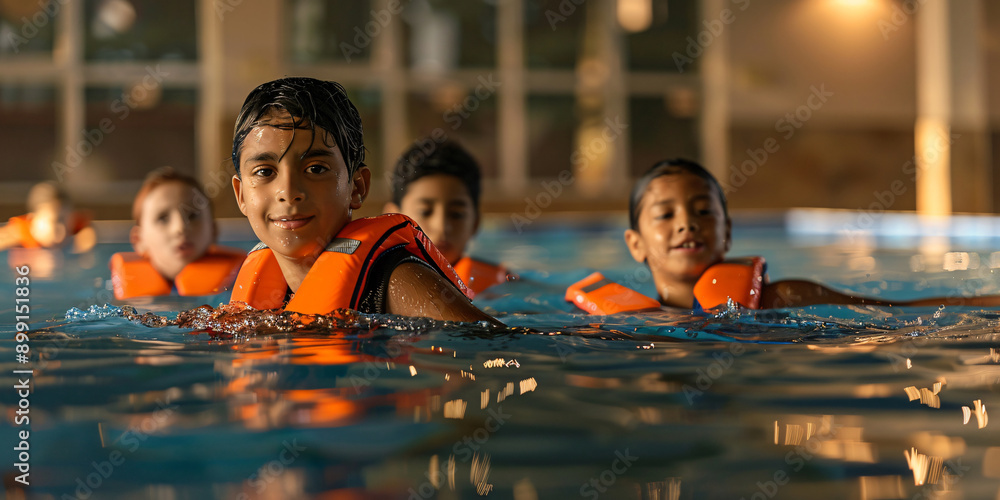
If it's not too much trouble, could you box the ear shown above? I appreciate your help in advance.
[624,228,647,264]
[351,167,372,209]
[129,225,144,254]
[724,218,732,253]
[232,175,247,216]
[382,201,400,214]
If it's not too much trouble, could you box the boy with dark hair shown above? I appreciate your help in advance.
[570,158,1000,313]
[229,78,499,323]
[384,138,511,295]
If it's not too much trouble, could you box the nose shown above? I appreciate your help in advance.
[275,169,306,204]
[675,209,698,233]
[169,211,188,235]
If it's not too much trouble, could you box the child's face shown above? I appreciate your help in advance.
[233,112,370,261]
[131,181,216,279]
[29,201,71,248]
[625,172,731,285]
[385,174,477,264]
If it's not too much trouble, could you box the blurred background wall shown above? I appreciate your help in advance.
[0,0,998,220]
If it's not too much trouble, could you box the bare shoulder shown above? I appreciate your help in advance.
[386,262,502,325]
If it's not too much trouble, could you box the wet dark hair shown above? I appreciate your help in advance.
[628,158,729,230]
[390,138,481,212]
[231,77,365,177]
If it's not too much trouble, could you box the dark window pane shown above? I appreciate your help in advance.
[0,1,57,58]
[628,93,699,176]
[625,0,698,73]
[524,0,582,69]
[405,86,498,178]
[0,85,57,181]
[80,87,196,182]
[527,94,575,178]
[401,0,496,71]
[84,0,196,61]
[287,0,373,64]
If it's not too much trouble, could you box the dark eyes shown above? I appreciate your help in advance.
[252,164,329,177]
[252,166,274,178]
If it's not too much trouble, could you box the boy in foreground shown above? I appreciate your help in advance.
[228,78,499,324]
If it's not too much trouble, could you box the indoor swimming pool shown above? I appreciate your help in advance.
[4,210,1000,499]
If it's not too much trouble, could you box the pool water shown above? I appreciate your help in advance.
[4,213,1000,499]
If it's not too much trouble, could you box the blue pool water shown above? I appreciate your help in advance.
[4,212,1000,499]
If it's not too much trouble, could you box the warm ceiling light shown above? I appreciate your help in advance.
[618,0,652,33]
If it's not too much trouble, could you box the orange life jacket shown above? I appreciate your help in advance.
[692,257,766,310]
[110,246,246,300]
[7,212,91,249]
[453,257,510,296]
[566,257,767,314]
[565,272,661,315]
[230,213,471,315]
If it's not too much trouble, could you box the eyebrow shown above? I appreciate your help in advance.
[299,149,337,161]
[244,148,336,164]
[246,151,279,163]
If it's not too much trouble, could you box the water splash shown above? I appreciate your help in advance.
[65,304,124,321]
[62,301,512,337]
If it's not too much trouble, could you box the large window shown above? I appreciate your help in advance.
[0,0,205,212]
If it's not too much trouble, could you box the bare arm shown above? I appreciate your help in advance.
[386,262,504,326]
[761,279,1000,308]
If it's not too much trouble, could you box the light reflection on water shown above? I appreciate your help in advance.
[3,222,1000,498]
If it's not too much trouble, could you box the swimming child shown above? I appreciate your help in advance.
[0,181,95,252]
[567,158,1000,313]
[384,138,513,295]
[110,167,245,300]
[228,77,500,324]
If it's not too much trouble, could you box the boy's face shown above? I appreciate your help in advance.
[624,172,731,285]
[233,112,370,261]
[384,174,477,264]
[130,181,216,279]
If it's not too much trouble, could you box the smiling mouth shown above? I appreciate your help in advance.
[671,241,704,252]
[270,215,314,230]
